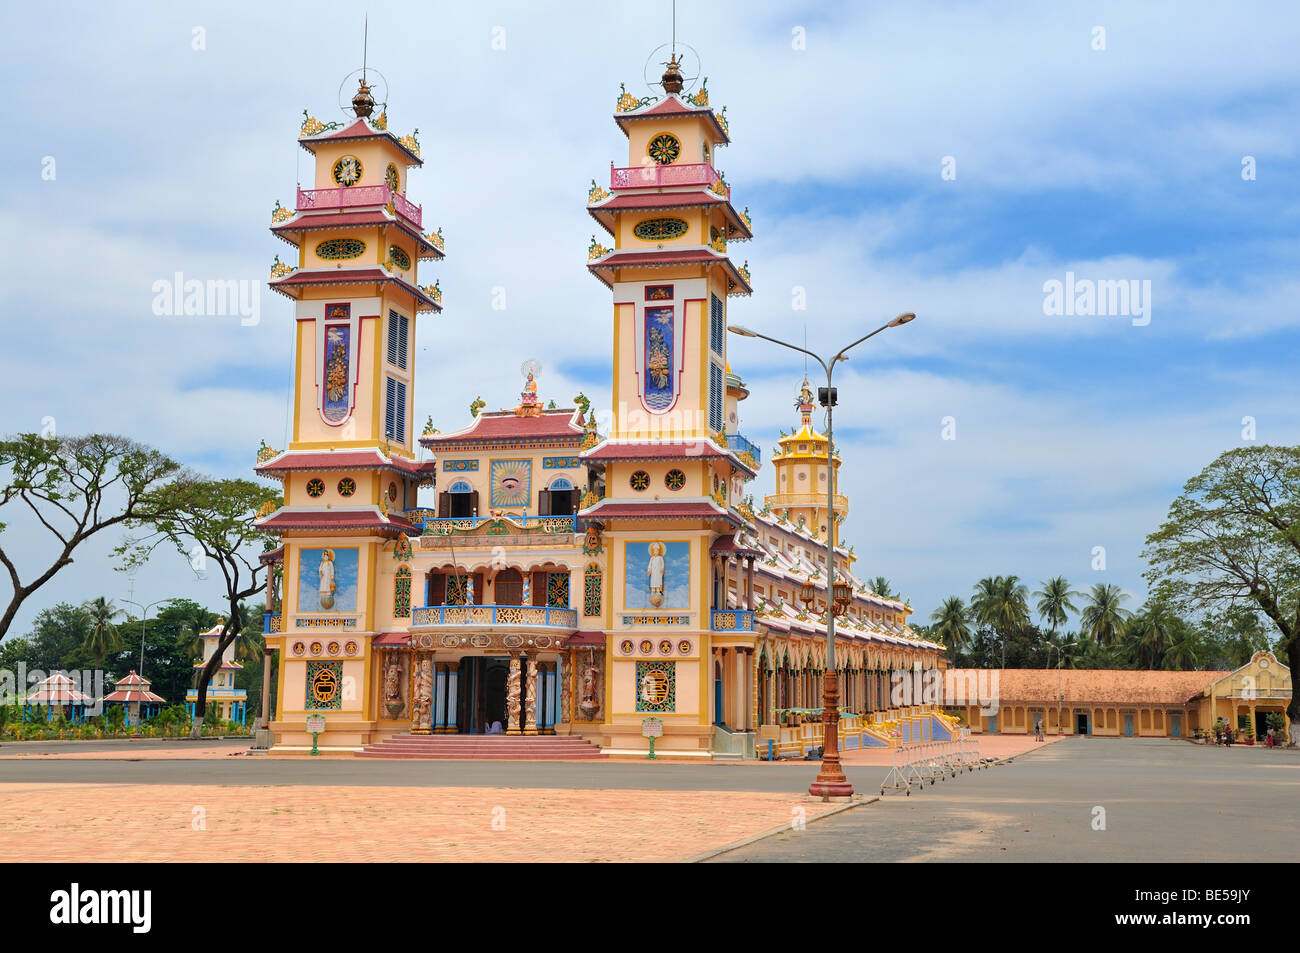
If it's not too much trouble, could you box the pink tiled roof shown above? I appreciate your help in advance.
[422,409,585,446]
[943,669,1228,706]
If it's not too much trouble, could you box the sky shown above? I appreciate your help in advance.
[1,0,1297,640]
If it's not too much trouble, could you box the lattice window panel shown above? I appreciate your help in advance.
[583,564,602,617]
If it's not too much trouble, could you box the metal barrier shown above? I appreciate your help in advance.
[880,737,986,795]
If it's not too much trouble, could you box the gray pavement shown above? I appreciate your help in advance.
[709,737,1300,862]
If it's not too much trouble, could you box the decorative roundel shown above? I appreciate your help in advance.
[620,639,634,655]
[292,642,306,657]
[309,641,323,656]
[315,238,366,261]
[677,640,693,655]
[632,218,689,241]
[648,133,681,165]
[629,470,650,491]
[664,468,686,490]
[388,245,411,270]
[388,482,399,502]
[639,639,654,655]
[384,163,399,192]
[344,640,359,656]
[337,477,356,497]
[659,639,673,655]
[306,478,325,498]
[332,155,363,186]
[327,640,341,655]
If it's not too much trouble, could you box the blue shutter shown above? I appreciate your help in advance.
[385,377,397,439]
[708,362,723,432]
[387,311,408,370]
[709,294,724,354]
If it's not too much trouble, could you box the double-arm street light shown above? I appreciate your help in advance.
[120,597,176,680]
[729,312,915,798]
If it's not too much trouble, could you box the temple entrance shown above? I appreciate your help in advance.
[456,657,509,734]
[1076,713,1090,735]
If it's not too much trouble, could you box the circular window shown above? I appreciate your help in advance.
[797,472,807,481]
[385,163,399,192]
[337,478,356,497]
[630,470,650,491]
[389,246,411,270]
[388,482,399,502]
[306,478,325,498]
[316,238,366,261]
[648,133,681,165]
[665,469,685,490]
[332,155,363,186]
[632,218,689,241]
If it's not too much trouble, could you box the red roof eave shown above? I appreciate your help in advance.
[268,267,441,312]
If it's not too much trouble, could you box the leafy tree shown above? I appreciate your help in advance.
[1034,576,1079,638]
[120,477,278,737]
[1080,583,1131,646]
[0,434,181,642]
[1143,445,1300,740]
[80,596,123,668]
[868,576,898,600]
[970,575,1030,666]
[930,596,972,657]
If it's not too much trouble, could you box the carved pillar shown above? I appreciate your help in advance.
[524,656,539,735]
[443,661,459,734]
[410,651,433,735]
[560,654,572,728]
[745,556,755,610]
[506,654,522,735]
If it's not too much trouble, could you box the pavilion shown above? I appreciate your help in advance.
[102,671,166,726]
[23,672,92,724]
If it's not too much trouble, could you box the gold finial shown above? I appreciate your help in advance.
[352,78,376,118]
[661,53,684,94]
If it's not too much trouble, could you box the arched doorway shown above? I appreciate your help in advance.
[494,568,523,605]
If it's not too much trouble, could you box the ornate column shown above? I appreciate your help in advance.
[506,654,522,735]
[410,651,433,735]
[560,654,572,729]
[524,656,539,735]
[745,556,755,610]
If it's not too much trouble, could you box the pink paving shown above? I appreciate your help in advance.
[0,783,839,863]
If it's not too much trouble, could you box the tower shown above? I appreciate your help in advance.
[580,54,761,756]
[256,76,440,749]
[764,380,848,539]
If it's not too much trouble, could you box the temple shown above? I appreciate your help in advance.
[256,56,948,758]
[185,621,249,725]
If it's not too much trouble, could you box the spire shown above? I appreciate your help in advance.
[352,77,375,118]
[796,379,814,428]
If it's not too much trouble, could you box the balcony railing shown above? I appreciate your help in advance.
[408,513,576,535]
[610,162,723,193]
[711,609,756,632]
[296,185,422,230]
[726,433,762,467]
[768,492,850,511]
[411,604,579,629]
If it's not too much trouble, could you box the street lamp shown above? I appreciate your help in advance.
[730,312,915,798]
[120,598,176,680]
[1043,640,1064,735]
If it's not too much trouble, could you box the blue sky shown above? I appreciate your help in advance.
[1,1,1297,637]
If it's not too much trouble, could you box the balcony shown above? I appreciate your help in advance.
[711,609,756,632]
[407,512,576,536]
[726,433,762,467]
[610,162,724,194]
[766,492,850,511]
[411,604,579,632]
[295,185,422,230]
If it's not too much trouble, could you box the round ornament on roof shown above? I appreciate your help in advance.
[642,43,702,98]
[337,68,390,120]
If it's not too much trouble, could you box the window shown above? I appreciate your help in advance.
[385,377,407,443]
[387,311,409,370]
[708,361,723,432]
[709,294,724,354]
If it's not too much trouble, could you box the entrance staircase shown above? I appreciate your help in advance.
[356,733,607,760]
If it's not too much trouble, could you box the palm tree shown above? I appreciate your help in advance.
[930,597,972,654]
[868,576,897,600]
[1034,576,1079,638]
[233,602,265,662]
[81,597,123,668]
[970,575,1031,666]
[175,605,216,660]
[1080,583,1132,646]
[1162,625,1199,670]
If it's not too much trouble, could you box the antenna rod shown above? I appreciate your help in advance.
[672,0,677,54]
[363,14,368,80]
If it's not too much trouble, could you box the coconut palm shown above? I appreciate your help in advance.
[175,605,216,659]
[1162,625,1199,670]
[970,575,1031,666]
[1079,583,1132,646]
[930,596,972,654]
[233,602,265,662]
[1033,576,1079,638]
[868,576,897,600]
[80,597,123,667]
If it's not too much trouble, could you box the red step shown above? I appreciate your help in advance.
[356,733,606,760]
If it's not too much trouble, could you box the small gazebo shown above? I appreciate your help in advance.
[23,672,92,724]
[102,670,166,726]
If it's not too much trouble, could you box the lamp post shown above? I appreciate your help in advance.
[120,598,175,681]
[1043,640,1064,734]
[730,312,915,799]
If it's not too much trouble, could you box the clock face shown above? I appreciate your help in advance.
[332,155,363,186]
[648,133,681,165]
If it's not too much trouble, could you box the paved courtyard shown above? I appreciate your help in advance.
[710,737,1300,862]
